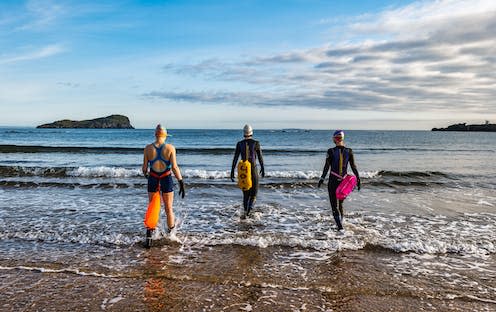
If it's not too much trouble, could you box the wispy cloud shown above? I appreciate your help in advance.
[152,0,496,115]
[0,44,65,64]
[16,0,66,31]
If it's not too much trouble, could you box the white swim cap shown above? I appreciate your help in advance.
[243,124,253,137]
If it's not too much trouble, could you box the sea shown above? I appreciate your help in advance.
[0,128,495,311]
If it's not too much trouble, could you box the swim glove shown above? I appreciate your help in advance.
[178,180,185,198]
[318,178,324,188]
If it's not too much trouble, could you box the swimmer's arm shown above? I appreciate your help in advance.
[320,150,331,180]
[142,145,149,176]
[231,143,241,176]
[349,149,360,179]
[255,141,265,178]
[256,141,264,172]
[170,145,183,181]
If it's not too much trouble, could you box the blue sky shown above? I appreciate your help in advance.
[1,0,495,129]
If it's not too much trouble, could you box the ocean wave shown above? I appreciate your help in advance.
[0,166,68,177]
[0,165,474,191]
[182,233,495,256]
[377,170,450,178]
[0,166,142,178]
[0,144,142,154]
[0,144,318,155]
[68,166,141,178]
[0,180,142,189]
[2,212,495,257]
[0,165,377,180]
[4,144,491,155]
[5,228,494,257]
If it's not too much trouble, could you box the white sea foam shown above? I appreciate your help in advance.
[0,265,117,278]
[477,199,494,206]
[181,169,322,180]
[266,170,320,179]
[62,167,378,180]
[68,166,140,178]
[3,210,495,258]
[360,170,380,178]
[285,251,331,261]
[183,169,230,179]
[101,296,124,310]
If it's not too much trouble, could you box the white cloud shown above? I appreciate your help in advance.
[153,0,496,117]
[0,44,65,64]
[350,0,496,38]
[17,0,66,30]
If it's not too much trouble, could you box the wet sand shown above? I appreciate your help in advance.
[1,243,495,311]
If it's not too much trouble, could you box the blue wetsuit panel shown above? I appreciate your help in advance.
[148,174,173,193]
[147,144,174,193]
[148,144,172,173]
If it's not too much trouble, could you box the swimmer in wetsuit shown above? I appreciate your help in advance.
[230,124,265,218]
[142,124,185,238]
[318,130,361,231]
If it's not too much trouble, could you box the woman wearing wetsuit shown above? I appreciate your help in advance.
[318,130,361,231]
[142,124,185,237]
[230,124,265,218]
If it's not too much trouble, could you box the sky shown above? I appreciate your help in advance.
[0,0,495,129]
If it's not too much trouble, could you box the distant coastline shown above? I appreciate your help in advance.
[432,122,496,132]
[37,115,134,129]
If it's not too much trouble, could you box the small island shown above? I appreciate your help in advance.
[432,121,496,132]
[37,114,134,129]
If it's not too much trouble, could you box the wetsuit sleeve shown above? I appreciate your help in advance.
[231,142,241,176]
[256,141,264,170]
[170,145,183,181]
[348,148,360,179]
[320,149,332,180]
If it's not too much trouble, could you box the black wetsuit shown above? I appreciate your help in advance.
[231,138,264,215]
[320,146,360,230]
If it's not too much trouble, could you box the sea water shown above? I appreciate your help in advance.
[0,128,495,310]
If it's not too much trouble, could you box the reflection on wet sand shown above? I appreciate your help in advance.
[1,242,494,311]
[143,247,170,311]
[137,242,496,311]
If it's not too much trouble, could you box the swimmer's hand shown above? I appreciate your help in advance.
[143,172,149,178]
[230,171,235,182]
[178,180,185,198]
[318,178,324,188]
[357,178,361,191]
[260,167,265,178]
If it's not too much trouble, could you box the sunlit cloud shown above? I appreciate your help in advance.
[153,0,496,115]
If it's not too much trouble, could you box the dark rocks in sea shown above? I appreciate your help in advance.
[37,115,134,129]
[432,122,496,132]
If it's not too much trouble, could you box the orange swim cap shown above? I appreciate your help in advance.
[155,124,167,137]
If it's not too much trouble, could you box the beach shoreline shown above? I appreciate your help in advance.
[1,244,494,312]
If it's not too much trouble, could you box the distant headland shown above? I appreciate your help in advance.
[37,115,134,129]
[432,121,496,132]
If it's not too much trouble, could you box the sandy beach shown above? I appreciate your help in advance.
[2,243,495,311]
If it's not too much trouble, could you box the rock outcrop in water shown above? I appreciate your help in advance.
[37,115,134,129]
[432,122,496,132]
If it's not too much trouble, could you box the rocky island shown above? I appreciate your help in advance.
[432,121,496,132]
[37,115,134,129]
